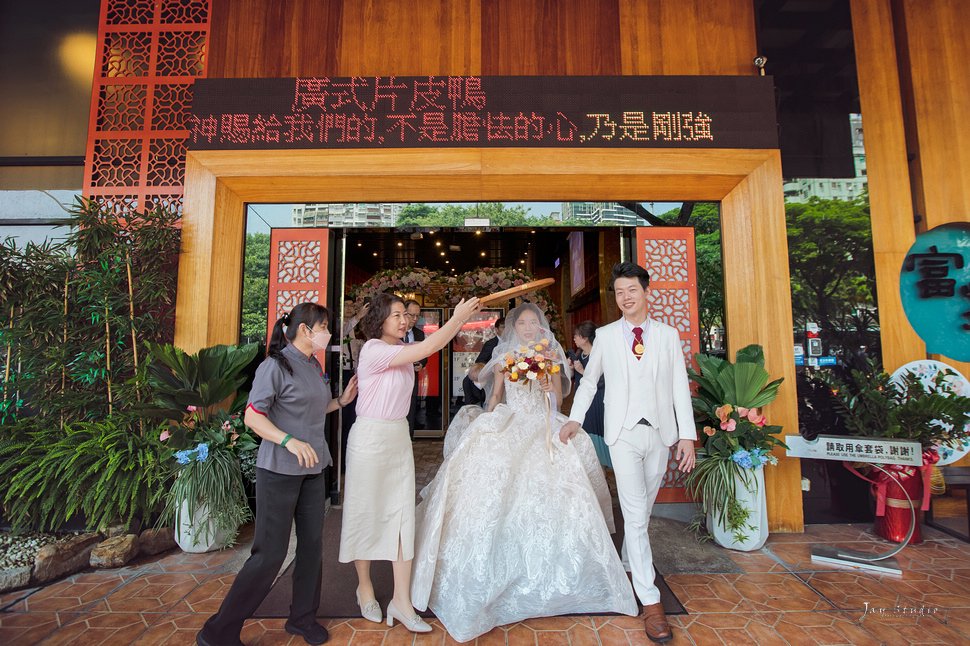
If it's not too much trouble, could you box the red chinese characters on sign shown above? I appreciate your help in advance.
[188,76,720,148]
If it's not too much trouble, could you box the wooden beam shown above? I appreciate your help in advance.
[850,0,926,372]
[721,152,804,533]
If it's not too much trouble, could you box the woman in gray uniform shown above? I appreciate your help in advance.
[197,302,357,646]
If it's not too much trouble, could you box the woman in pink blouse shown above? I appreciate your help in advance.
[339,292,480,633]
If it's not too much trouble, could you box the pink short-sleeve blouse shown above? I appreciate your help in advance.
[355,339,415,420]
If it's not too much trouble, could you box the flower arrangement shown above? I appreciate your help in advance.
[815,361,970,543]
[350,266,564,338]
[146,343,260,550]
[500,337,562,383]
[686,345,786,548]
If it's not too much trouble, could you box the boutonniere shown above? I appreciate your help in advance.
[321,372,330,385]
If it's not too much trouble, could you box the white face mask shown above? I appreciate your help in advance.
[310,329,332,352]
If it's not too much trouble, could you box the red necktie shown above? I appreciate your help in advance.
[632,326,644,360]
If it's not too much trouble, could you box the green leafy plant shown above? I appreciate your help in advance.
[0,416,168,532]
[685,344,787,543]
[145,342,260,548]
[816,360,970,451]
[145,342,259,449]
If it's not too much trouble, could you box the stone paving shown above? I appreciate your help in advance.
[2,441,969,644]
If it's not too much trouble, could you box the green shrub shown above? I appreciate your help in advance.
[0,416,168,532]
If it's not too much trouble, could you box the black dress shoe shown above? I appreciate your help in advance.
[285,619,330,645]
[196,628,244,646]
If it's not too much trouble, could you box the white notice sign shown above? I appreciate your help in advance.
[785,434,922,467]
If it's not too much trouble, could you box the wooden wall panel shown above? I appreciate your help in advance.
[339,0,481,75]
[619,0,757,74]
[481,0,621,74]
[897,0,970,377]
[899,0,970,232]
[208,0,343,77]
[208,0,757,78]
[850,0,925,373]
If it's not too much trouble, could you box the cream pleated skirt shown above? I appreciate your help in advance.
[339,416,415,562]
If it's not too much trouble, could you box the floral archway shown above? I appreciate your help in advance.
[350,267,563,337]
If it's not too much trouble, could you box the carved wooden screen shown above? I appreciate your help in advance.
[267,229,330,347]
[84,0,212,214]
[636,227,701,503]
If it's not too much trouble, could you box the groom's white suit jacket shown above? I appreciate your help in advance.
[568,318,696,448]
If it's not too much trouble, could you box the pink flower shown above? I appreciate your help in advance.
[715,404,733,423]
[703,426,716,437]
[737,407,749,418]
[747,408,765,426]
[720,418,737,432]
[160,430,170,442]
[186,405,197,412]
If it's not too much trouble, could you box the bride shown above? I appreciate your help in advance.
[411,303,637,642]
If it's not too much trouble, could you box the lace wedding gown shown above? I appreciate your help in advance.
[411,379,638,642]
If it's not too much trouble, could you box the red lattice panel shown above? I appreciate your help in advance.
[267,229,331,348]
[637,227,701,504]
[84,0,212,215]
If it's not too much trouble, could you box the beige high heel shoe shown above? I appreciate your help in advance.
[385,600,432,633]
[355,589,382,623]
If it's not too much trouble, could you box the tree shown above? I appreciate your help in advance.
[785,195,875,334]
[240,233,270,344]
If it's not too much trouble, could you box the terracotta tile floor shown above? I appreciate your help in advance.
[3,442,970,644]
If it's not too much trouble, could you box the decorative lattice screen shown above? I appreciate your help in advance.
[83,0,212,215]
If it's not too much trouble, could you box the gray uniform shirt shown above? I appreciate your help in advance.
[248,343,333,475]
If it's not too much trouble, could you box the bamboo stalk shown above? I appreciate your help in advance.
[125,252,138,374]
[61,272,69,430]
[104,299,113,416]
[3,304,12,404]
[125,251,142,433]
[61,272,69,393]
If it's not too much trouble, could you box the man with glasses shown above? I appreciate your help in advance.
[403,300,427,437]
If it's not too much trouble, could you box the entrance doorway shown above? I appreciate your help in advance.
[177,147,803,532]
[336,226,627,439]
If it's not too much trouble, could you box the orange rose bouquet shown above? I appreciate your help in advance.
[499,338,562,385]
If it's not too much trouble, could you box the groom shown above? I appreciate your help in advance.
[560,261,696,644]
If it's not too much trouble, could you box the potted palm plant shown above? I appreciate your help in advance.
[686,344,787,551]
[146,342,260,552]
[817,362,970,543]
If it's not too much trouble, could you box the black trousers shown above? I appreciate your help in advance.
[202,468,326,641]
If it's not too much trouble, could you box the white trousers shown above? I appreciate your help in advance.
[609,423,670,606]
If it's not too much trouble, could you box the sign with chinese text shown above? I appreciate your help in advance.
[188,76,777,150]
[900,222,970,360]
[786,435,922,467]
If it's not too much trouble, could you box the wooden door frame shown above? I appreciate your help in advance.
[174,147,803,532]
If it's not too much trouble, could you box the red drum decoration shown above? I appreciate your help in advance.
[844,449,940,545]
[872,469,924,544]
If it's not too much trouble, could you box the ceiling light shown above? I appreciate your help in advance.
[440,251,445,256]
[445,260,450,264]
[357,242,362,247]
[397,241,403,247]
[373,252,378,256]
[520,259,525,264]
[480,251,486,257]
[435,241,442,247]
[475,230,482,235]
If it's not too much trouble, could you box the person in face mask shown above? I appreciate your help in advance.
[198,302,357,646]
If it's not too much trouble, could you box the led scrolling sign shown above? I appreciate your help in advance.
[188,76,778,150]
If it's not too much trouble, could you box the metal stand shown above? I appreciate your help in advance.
[810,464,913,576]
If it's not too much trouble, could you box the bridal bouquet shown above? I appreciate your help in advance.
[500,338,562,384]
[499,338,563,459]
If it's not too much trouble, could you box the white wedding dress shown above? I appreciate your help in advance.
[411,378,638,642]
